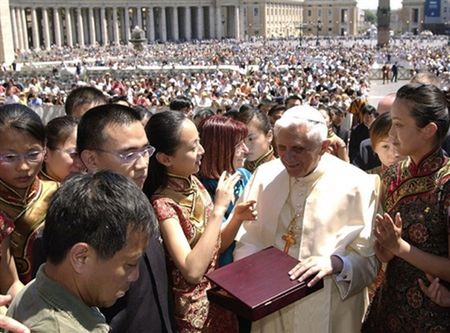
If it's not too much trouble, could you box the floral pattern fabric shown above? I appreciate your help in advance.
[362,149,450,332]
[151,174,237,333]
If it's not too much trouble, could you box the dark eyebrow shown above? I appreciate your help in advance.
[118,143,150,153]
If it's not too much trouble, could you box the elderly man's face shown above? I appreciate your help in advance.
[276,124,327,178]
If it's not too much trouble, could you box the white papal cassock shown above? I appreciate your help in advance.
[234,154,380,333]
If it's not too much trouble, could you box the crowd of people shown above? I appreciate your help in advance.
[0,39,448,116]
[0,38,449,333]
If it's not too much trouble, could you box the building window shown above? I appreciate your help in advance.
[412,8,419,23]
[308,10,312,17]
[254,7,258,16]
[341,9,348,23]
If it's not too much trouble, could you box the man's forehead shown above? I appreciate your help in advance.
[101,122,147,145]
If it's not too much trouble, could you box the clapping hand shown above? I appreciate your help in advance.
[418,274,450,307]
[233,200,257,222]
[374,240,394,263]
[374,212,404,256]
[214,171,242,209]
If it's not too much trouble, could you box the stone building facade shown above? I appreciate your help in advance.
[7,0,244,51]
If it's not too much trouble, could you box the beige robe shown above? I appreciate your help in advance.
[234,154,380,333]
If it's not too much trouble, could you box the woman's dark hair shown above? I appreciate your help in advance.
[360,104,377,116]
[0,103,45,145]
[143,111,187,196]
[133,105,153,122]
[232,108,272,135]
[396,83,450,144]
[238,104,253,113]
[45,116,79,150]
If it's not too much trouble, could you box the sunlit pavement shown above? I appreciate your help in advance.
[367,79,409,108]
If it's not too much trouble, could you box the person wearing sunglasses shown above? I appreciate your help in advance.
[40,116,85,182]
[0,104,58,298]
[76,104,176,333]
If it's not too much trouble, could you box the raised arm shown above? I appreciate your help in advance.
[159,172,241,284]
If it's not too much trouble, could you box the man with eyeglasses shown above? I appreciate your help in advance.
[77,104,176,333]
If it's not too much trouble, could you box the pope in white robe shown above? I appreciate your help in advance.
[233,106,380,333]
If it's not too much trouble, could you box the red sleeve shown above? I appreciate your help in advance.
[151,197,179,224]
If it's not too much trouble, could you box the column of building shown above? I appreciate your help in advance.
[65,8,73,47]
[31,7,40,49]
[19,7,29,50]
[54,8,62,47]
[209,5,215,39]
[10,7,19,50]
[42,7,51,49]
[172,7,179,41]
[89,7,96,45]
[159,7,167,42]
[77,7,84,46]
[215,4,222,39]
[8,3,229,50]
[101,8,108,45]
[147,7,155,42]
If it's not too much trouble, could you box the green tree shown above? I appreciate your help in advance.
[364,10,376,24]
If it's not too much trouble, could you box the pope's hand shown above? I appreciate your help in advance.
[288,255,341,287]
[0,294,30,333]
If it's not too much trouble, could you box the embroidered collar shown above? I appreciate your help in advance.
[39,169,59,182]
[166,173,195,194]
[245,146,275,172]
[406,148,445,177]
[0,177,40,207]
[388,148,447,194]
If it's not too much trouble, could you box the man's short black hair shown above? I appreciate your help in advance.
[77,103,141,153]
[169,96,193,111]
[43,170,156,264]
[65,86,109,116]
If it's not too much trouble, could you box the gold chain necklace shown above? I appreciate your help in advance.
[282,178,304,253]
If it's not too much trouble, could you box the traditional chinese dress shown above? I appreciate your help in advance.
[151,174,237,333]
[363,149,450,332]
[0,177,58,283]
[244,146,275,173]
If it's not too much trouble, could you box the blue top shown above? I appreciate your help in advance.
[199,168,252,266]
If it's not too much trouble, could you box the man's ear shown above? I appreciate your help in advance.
[44,149,50,162]
[320,139,331,155]
[156,152,173,167]
[266,129,274,144]
[69,243,91,274]
[80,150,98,172]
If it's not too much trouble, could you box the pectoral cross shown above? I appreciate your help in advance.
[282,231,296,254]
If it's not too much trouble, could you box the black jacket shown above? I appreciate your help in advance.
[102,234,176,333]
